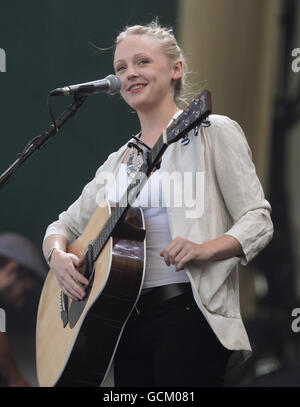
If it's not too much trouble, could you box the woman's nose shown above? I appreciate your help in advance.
[126,65,139,80]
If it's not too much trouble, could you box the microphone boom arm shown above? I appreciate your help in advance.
[0,95,87,190]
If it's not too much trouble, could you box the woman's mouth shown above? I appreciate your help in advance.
[127,83,147,93]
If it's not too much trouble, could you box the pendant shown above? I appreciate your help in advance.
[127,147,144,179]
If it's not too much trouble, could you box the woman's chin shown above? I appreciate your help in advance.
[127,99,151,112]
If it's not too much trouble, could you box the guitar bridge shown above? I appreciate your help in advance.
[60,290,68,328]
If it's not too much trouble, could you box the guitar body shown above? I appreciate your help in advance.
[36,200,146,387]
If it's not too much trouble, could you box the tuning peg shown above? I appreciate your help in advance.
[201,119,211,127]
[181,135,190,145]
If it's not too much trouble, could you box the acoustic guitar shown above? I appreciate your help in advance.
[36,91,212,387]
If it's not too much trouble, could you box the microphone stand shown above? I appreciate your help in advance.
[0,95,88,190]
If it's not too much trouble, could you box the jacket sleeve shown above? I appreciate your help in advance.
[209,116,274,265]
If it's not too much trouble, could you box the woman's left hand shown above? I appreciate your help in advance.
[159,237,213,271]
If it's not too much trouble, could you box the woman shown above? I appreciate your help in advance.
[43,21,273,386]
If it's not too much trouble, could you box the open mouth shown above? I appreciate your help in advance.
[127,83,147,93]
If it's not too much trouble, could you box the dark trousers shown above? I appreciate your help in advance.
[114,288,232,387]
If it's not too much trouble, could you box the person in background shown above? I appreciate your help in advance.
[0,233,46,386]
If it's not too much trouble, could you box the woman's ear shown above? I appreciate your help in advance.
[172,60,183,81]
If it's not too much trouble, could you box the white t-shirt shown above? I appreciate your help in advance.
[106,163,189,289]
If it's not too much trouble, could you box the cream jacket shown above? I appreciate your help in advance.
[45,114,273,379]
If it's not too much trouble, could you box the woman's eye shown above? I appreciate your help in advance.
[139,59,149,65]
[116,66,126,72]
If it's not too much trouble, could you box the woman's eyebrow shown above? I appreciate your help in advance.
[114,53,151,64]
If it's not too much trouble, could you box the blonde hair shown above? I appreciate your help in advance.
[115,20,191,108]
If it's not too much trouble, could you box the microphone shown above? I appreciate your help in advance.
[49,74,122,97]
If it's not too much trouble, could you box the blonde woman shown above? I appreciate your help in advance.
[43,21,273,386]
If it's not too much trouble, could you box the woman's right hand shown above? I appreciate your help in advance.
[49,249,89,301]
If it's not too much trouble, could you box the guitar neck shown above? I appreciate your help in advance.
[90,134,168,260]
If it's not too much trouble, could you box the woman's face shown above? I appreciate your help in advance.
[114,35,181,112]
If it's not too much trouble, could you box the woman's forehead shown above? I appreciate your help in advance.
[114,35,163,62]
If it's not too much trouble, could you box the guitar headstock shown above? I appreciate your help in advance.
[167,90,212,145]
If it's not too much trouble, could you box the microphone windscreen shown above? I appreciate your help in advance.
[106,74,122,95]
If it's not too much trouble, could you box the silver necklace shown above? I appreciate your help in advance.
[126,132,144,179]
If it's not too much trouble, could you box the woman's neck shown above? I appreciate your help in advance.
[137,102,181,148]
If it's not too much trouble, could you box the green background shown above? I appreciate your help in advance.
[0,0,178,253]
